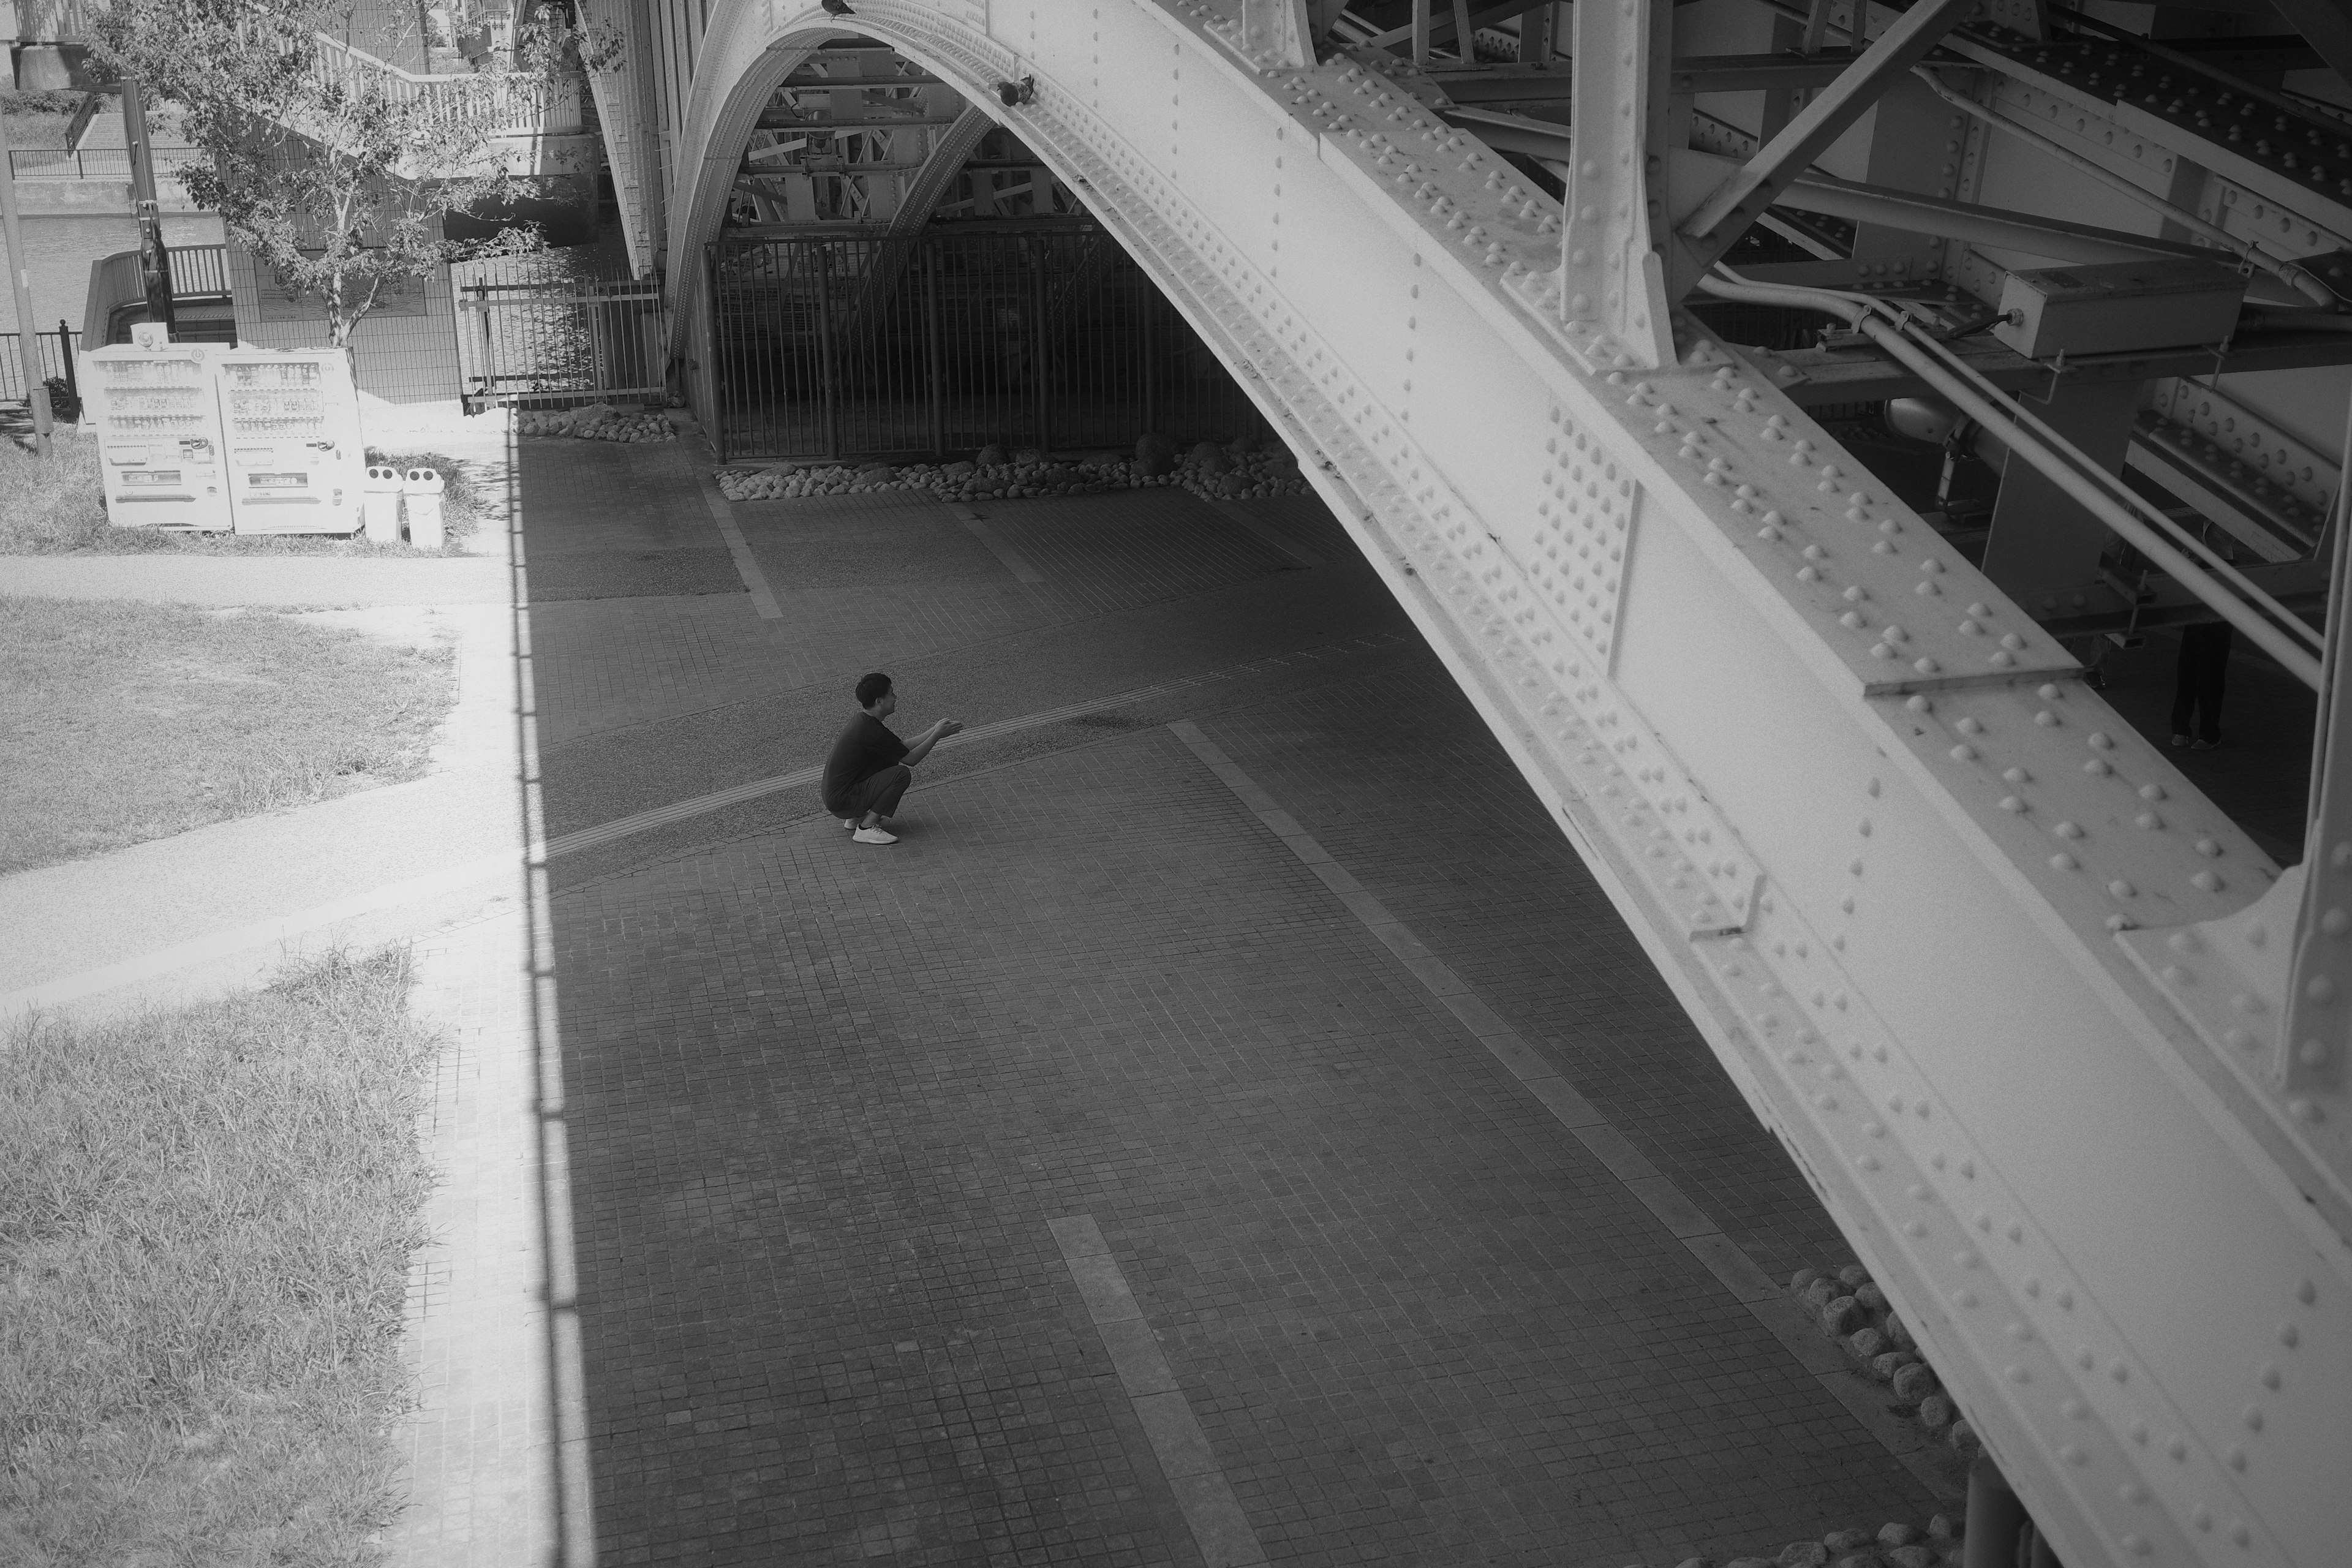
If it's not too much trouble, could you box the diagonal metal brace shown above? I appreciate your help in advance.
[1672,0,1977,296]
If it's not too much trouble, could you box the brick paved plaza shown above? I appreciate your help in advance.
[503,439,1943,1566]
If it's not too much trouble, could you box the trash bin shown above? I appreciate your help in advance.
[402,467,446,550]
[363,466,404,545]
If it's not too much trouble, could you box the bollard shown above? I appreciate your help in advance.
[402,467,446,550]
[363,466,404,545]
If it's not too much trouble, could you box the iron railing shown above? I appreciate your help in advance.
[307,32,586,138]
[10,0,99,40]
[81,244,235,347]
[0,324,82,407]
[706,224,1274,462]
[7,145,205,182]
[456,273,666,409]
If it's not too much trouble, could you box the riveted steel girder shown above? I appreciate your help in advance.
[664,6,2352,1566]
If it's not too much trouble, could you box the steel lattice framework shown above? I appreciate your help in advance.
[644,3,2352,1564]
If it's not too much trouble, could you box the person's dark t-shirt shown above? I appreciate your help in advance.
[821,712,911,814]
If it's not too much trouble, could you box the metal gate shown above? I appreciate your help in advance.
[456,274,668,410]
[706,224,1272,462]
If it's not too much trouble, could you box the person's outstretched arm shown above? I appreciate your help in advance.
[902,718,963,767]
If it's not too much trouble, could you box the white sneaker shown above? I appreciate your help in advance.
[852,826,899,845]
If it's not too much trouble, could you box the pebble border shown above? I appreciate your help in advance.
[715,436,1316,505]
[1788,1261,1978,1459]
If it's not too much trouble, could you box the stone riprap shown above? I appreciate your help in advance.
[1788,1264,1982,1459]
[715,435,1311,504]
[515,407,679,442]
[1657,1511,1964,1568]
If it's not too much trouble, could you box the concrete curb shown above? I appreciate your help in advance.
[0,554,513,606]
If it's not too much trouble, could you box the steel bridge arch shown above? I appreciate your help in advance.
[662,7,2352,1566]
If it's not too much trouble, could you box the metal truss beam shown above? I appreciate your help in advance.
[1681,154,2219,271]
[1673,0,1977,295]
[758,111,968,128]
[665,11,2352,1567]
[1763,326,2352,409]
[1359,0,1552,53]
[2226,0,2352,104]
[833,102,996,337]
[1428,53,1858,105]
[1449,113,2227,273]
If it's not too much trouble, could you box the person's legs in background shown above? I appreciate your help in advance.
[2190,622,2232,748]
[2170,628,2199,744]
[2169,622,2233,749]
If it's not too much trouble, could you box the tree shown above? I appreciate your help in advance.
[88,0,612,347]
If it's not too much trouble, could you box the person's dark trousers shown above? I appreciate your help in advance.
[2170,622,2233,745]
[843,764,911,821]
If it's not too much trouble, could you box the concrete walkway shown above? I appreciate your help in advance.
[0,598,524,1013]
[0,553,512,606]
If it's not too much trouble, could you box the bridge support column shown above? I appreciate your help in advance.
[1978,377,2143,620]
[1962,1454,2026,1568]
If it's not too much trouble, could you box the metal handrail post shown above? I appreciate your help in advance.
[1140,288,1156,439]
[924,241,943,457]
[815,242,840,459]
[1029,238,1049,451]
[0,108,55,455]
[57,319,77,410]
[705,243,727,464]
[121,78,176,334]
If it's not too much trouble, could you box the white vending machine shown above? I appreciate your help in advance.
[79,334,234,532]
[215,348,368,534]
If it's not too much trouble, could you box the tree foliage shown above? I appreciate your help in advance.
[89,0,606,345]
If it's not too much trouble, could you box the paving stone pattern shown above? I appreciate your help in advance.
[979,489,1301,619]
[475,449,1938,1566]
[545,720,1929,1567]
[528,557,1414,851]
[1189,674,1850,1286]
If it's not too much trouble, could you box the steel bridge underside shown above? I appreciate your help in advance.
[635,3,2352,1564]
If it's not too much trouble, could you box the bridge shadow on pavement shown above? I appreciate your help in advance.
[507,432,1953,1567]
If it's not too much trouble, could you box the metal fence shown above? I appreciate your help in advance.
[455,270,667,410]
[12,0,99,39]
[7,145,206,183]
[0,324,83,407]
[707,224,1274,462]
[84,244,236,347]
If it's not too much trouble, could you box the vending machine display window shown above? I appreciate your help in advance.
[217,351,368,534]
[80,345,235,532]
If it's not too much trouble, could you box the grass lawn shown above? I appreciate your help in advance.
[0,597,457,875]
[0,946,441,1564]
[0,429,488,556]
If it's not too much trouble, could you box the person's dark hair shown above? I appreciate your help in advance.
[855,672,894,709]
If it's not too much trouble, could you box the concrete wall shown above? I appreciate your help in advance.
[0,186,224,334]
[227,244,465,405]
